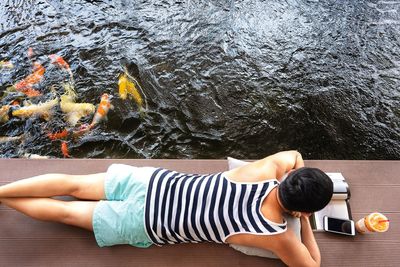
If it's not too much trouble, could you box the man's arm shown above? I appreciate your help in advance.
[260,150,305,181]
[263,229,321,267]
[300,215,321,266]
[225,150,305,182]
[269,150,304,170]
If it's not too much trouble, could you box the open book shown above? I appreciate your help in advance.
[309,173,351,231]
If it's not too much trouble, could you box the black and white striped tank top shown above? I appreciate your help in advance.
[144,168,287,246]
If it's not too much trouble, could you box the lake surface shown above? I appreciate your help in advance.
[0,0,399,159]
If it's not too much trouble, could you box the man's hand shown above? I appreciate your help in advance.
[289,211,312,218]
[268,150,305,177]
[294,151,305,170]
[290,211,302,218]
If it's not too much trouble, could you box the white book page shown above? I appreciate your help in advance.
[328,173,349,199]
[326,173,345,181]
[313,200,349,231]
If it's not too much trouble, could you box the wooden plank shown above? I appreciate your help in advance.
[0,240,286,267]
[349,186,400,212]
[306,160,400,184]
[0,209,89,239]
[0,159,399,267]
[319,240,400,266]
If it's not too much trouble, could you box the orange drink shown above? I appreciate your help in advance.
[355,212,390,234]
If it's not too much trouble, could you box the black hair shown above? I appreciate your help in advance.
[278,167,333,212]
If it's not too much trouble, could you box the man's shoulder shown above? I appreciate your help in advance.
[225,160,278,182]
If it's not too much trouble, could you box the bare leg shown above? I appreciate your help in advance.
[0,173,106,200]
[0,197,97,231]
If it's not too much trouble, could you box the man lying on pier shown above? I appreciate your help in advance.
[0,150,333,267]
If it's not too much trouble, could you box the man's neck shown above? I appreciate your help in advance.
[273,186,289,214]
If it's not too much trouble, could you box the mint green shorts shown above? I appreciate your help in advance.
[92,164,156,248]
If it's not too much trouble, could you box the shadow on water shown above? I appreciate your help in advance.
[0,0,399,159]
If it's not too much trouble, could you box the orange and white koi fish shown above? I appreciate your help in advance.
[49,54,73,81]
[47,129,69,141]
[13,62,45,97]
[0,105,10,123]
[12,97,58,121]
[61,141,70,158]
[49,54,70,70]
[0,60,14,69]
[32,61,43,72]
[90,93,113,129]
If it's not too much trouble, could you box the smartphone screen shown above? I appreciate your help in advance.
[326,217,354,235]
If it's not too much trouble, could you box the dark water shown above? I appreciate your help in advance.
[0,0,399,160]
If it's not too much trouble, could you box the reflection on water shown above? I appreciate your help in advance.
[0,0,399,159]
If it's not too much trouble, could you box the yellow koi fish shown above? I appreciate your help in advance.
[12,98,58,121]
[118,73,129,100]
[118,72,147,110]
[0,60,14,69]
[63,82,77,100]
[60,94,95,126]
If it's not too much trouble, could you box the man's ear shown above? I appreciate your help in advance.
[301,212,312,217]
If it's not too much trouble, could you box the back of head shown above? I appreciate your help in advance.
[278,167,333,212]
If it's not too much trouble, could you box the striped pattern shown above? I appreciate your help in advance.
[144,168,287,246]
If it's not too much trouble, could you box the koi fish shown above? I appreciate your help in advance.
[118,73,129,100]
[72,123,91,138]
[49,54,73,81]
[47,129,69,141]
[60,94,95,126]
[10,100,20,106]
[32,61,43,72]
[13,62,45,97]
[63,82,77,100]
[61,141,70,158]
[13,85,41,98]
[0,134,24,144]
[0,105,10,123]
[0,60,14,69]
[22,153,50,159]
[118,72,146,110]
[90,93,113,128]
[49,54,70,70]
[27,47,34,59]
[12,97,58,121]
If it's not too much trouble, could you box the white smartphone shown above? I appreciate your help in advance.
[323,216,355,236]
